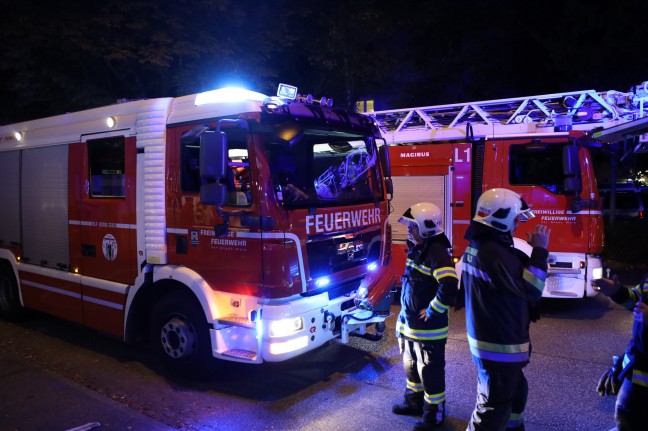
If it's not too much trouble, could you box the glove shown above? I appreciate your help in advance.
[527,224,550,249]
[425,304,439,320]
[596,355,622,396]
[424,297,450,320]
[591,276,622,297]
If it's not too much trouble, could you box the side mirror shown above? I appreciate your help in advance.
[199,131,228,205]
[378,141,392,177]
[378,140,393,199]
[562,145,580,177]
[385,177,394,196]
[562,145,582,195]
[564,177,582,196]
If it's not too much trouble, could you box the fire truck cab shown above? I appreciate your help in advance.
[0,84,395,377]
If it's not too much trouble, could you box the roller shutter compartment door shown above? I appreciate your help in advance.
[389,175,447,242]
[21,145,70,269]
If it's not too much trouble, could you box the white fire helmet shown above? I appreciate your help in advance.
[473,188,534,232]
[398,202,444,238]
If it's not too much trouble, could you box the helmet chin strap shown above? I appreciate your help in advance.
[408,232,424,246]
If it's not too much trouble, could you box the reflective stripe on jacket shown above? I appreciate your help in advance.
[612,281,648,387]
[396,234,458,342]
[462,222,548,365]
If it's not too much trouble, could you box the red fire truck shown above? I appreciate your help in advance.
[364,81,648,298]
[0,84,395,377]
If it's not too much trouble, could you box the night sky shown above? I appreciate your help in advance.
[1,0,648,125]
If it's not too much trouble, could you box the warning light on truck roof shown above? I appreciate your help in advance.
[195,88,267,106]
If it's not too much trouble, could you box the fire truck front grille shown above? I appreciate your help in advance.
[306,229,382,279]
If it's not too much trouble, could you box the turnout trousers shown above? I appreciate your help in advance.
[400,337,447,409]
[615,377,648,431]
[467,358,528,431]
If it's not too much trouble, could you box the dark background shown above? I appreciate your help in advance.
[2,0,648,125]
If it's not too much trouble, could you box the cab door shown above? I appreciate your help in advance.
[166,125,263,294]
[498,137,589,253]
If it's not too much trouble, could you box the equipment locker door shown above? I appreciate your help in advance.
[68,137,136,336]
[73,137,137,284]
[19,145,83,324]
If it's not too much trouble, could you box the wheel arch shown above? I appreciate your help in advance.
[0,251,26,321]
[124,265,216,344]
[0,250,20,286]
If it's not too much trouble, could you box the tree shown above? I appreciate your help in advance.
[0,0,303,123]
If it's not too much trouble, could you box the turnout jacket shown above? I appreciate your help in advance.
[396,234,458,343]
[609,280,648,388]
[461,222,548,365]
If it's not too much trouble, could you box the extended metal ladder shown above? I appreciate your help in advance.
[365,81,648,143]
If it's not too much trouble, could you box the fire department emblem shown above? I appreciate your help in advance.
[102,234,118,261]
[337,240,363,261]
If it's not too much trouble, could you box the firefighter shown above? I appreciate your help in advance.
[392,202,459,430]
[592,274,648,431]
[461,188,551,431]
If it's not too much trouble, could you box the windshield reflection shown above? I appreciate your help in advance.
[266,137,382,208]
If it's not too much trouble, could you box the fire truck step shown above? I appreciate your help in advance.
[221,349,257,361]
[217,314,255,328]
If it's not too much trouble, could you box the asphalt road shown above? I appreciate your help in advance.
[1,271,643,431]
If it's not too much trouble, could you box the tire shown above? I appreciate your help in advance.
[150,291,216,379]
[0,263,26,322]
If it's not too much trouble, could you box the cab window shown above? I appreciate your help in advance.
[509,144,565,194]
[179,127,251,206]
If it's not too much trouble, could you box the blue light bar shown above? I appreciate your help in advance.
[195,88,267,106]
[315,277,330,287]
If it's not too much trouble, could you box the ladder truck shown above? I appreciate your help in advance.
[365,81,648,298]
[0,84,395,378]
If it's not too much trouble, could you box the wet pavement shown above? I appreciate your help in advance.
[0,268,644,431]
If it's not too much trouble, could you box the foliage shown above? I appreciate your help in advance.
[0,0,395,123]
[0,0,309,122]
[2,0,648,125]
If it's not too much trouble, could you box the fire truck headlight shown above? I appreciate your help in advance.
[269,317,304,337]
[269,336,309,355]
[106,116,117,128]
[592,267,603,280]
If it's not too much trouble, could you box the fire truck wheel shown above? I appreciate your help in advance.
[0,264,26,322]
[150,291,215,379]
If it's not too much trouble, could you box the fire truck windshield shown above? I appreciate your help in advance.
[266,136,383,208]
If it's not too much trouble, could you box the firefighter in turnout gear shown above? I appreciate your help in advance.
[592,275,648,431]
[393,202,459,430]
[462,188,551,431]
